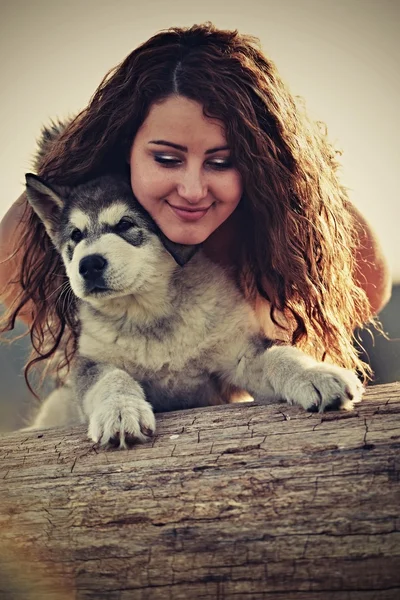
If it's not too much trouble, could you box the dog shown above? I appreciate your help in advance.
[23,169,364,448]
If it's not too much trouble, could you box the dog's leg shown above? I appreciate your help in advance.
[223,338,364,412]
[74,358,155,448]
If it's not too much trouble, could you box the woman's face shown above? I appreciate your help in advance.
[129,96,243,245]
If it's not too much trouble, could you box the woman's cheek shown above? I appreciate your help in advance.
[131,167,157,200]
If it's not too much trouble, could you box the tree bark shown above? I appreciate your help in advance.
[1,382,400,599]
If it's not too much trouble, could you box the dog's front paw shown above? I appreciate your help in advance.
[288,364,364,413]
[88,395,156,448]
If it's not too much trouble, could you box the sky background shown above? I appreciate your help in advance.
[1,0,399,280]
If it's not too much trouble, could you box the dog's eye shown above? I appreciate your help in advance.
[71,228,83,243]
[115,219,134,233]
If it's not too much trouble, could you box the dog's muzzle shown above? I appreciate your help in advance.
[79,254,109,293]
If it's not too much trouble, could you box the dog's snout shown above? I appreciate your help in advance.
[79,254,107,280]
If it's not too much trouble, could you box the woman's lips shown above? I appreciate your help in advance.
[167,202,211,222]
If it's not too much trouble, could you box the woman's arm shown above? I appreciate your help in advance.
[0,193,33,324]
[348,202,392,314]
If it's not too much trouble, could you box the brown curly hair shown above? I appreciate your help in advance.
[1,22,373,393]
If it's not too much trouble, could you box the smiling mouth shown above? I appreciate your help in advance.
[167,202,212,222]
[168,204,211,212]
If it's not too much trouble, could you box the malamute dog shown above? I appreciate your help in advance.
[23,172,364,448]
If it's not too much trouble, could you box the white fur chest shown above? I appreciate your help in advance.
[79,314,202,374]
[77,287,249,379]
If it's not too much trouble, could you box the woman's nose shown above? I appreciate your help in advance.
[176,168,207,204]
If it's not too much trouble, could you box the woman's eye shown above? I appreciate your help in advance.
[153,153,233,170]
[154,155,181,167]
[115,219,134,233]
[70,228,83,243]
[208,159,233,170]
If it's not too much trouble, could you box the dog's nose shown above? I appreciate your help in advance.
[79,254,107,281]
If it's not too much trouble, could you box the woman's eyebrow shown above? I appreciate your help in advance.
[148,140,229,154]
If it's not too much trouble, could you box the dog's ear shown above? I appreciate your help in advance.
[25,173,65,243]
[157,231,200,266]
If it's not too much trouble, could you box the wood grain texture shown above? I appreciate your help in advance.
[1,382,400,599]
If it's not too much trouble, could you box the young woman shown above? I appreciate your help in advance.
[0,22,391,390]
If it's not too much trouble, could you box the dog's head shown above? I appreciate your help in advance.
[25,174,198,305]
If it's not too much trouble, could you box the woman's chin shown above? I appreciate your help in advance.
[163,226,213,246]
[171,234,209,246]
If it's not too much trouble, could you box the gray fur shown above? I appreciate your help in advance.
[32,118,70,172]
[24,173,364,448]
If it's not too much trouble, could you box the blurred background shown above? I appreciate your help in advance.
[0,0,399,432]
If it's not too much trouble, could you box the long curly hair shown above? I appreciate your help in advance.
[1,22,373,393]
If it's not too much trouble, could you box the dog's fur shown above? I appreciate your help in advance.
[23,167,364,448]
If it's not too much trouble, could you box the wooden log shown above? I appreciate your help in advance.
[1,382,400,599]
